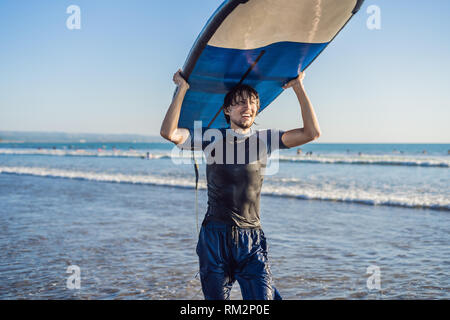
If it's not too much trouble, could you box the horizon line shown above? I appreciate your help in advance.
[0,130,448,144]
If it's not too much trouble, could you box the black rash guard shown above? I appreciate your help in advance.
[180,127,289,228]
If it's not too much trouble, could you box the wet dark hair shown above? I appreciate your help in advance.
[223,84,260,124]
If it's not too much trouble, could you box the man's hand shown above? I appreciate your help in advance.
[160,69,190,145]
[173,69,190,90]
[282,72,305,90]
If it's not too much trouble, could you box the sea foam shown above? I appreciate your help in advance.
[1,166,448,211]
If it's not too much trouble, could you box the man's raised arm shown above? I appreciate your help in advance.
[280,72,322,148]
[160,69,190,145]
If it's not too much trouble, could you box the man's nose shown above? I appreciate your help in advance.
[244,100,253,110]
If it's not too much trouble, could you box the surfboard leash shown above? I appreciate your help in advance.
[192,149,200,235]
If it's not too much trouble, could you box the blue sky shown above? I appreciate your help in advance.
[0,0,449,142]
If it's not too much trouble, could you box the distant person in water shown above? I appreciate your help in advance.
[160,69,321,300]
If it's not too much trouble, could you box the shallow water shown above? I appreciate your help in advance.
[0,173,448,299]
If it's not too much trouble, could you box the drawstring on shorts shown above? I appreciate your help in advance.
[231,225,239,247]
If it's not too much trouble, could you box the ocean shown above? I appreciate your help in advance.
[0,141,449,299]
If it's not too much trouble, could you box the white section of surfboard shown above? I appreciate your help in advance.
[208,0,356,49]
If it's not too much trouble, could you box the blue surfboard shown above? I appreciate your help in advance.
[178,0,364,130]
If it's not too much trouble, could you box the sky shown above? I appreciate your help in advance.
[0,0,449,143]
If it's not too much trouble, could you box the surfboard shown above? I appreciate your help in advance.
[177,0,364,130]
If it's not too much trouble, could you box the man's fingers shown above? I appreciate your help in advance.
[283,79,294,87]
[172,69,189,89]
[283,74,305,89]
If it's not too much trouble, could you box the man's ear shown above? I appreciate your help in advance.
[223,106,230,115]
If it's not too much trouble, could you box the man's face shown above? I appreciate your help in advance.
[225,93,259,129]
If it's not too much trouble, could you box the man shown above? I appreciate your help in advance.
[160,69,321,300]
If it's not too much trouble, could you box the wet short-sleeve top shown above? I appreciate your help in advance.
[179,127,289,228]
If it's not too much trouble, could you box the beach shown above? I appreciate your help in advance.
[0,142,449,299]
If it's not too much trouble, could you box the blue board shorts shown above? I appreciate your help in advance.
[196,220,282,300]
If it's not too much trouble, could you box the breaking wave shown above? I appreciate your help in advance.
[1,166,448,211]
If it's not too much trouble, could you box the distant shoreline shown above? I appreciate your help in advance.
[0,131,448,144]
[0,131,165,144]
